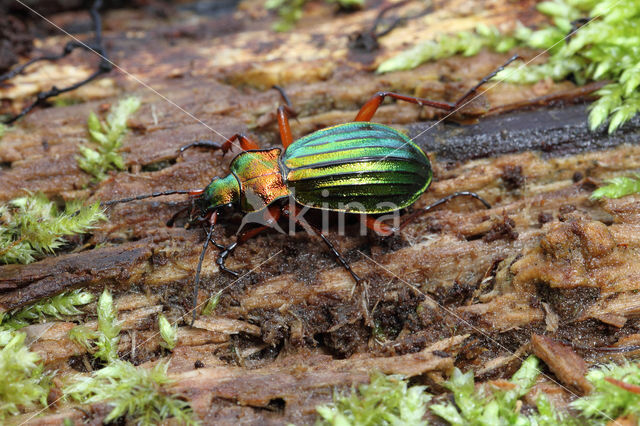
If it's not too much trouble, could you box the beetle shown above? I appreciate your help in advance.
[105,56,518,322]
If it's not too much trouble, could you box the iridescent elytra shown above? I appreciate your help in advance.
[105,57,518,322]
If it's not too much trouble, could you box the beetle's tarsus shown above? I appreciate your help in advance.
[217,242,240,277]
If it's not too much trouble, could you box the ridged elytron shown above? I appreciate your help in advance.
[107,59,516,322]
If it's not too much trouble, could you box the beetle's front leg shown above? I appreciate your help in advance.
[179,133,260,156]
[216,205,283,276]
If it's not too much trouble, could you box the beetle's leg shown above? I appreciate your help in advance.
[355,55,519,122]
[272,85,299,149]
[179,133,259,156]
[400,191,491,229]
[277,105,298,149]
[365,216,397,237]
[356,91,454,121]
[285,205,362,284]
[216,205,282,276]
[191,212,218,325]
[452,54,519,108]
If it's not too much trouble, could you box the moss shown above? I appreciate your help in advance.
[572,362,640,421]
[316,370,431,425]
[0,332,51,419]
[0,193,106,264]
[65,360,198,425]
[69,289,121,363]
[1,289,94,330]
[266,0,364,31]
[377,0,640,133]
[202,292,221,316]
[158,314,177,351]
[591,174,640,200]
[430,356,544,425]
[77,97,141,183]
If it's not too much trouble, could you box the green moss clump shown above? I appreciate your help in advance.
[377,0,640,133]
[65,360,198,425]
[0,193,106,264]
[0,332,51,419]
[430,356,549,425]
[316,370,431,425]
[572,362,640,421]
[77,97,141,182]
[1,289,94,330]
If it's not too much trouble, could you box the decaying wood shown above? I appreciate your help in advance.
[2,0,640,424]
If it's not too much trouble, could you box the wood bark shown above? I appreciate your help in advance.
[2,1,640,424]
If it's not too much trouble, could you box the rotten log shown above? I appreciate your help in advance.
[2,0,640,424]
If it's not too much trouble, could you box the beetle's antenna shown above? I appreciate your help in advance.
[192,220,215,325]
[101,189,200,207]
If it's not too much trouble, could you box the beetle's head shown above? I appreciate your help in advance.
[195,174,240,216]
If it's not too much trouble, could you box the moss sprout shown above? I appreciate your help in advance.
[158,314,177,351]
[69,289,121,363]
[0,193,106,264]
[590,174,640,200]
[1,289,94,330]
[202,292,221,316]
[77,97,141,182]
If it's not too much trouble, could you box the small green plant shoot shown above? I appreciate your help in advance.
[1,289,94,330]
[202,292,221,316]
[69,289,121,363]
[377,0,640,133]
[0,193,105,264]
[316,370,431,425]
[0,332,51,419]
[266,0,364,31]
[158,314,177,350]
[590,174,640,200]
[65,359,198,425]
[77,97,141,182]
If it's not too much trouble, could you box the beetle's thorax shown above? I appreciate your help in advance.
[200,174,241,211]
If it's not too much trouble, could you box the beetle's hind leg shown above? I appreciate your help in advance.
[354,55,520,122]
[400,191,491,229]
[272,85,299,149]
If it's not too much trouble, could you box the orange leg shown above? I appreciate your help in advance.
[179,133,259,156]
[365,216,397,237]
[278,105,298,149]
[355,55,519,122]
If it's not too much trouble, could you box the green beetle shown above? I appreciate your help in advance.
[106,57,517,321]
